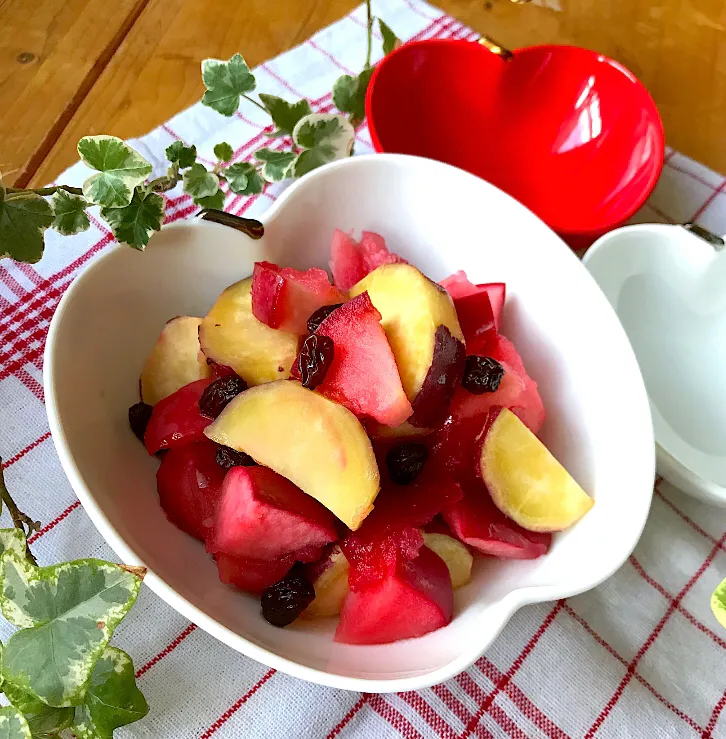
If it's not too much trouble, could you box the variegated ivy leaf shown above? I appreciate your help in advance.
[224,162,264,195]
[100,190,165,251]
[201,54,256,116]
[379,19,401,55]
[165,141,197,169]
[258,94,312,138]
[332,67,374,127]
[71,647,148,739]
[0,707,31,739]
[0,552,144,707]
[712,576,726,628]
[255,148,296,182]
[291,114,355,178]
[182,163,220,199]
[22,703,73,739]
[50,190,90,236]
[0,529,27,558]
[214,142,234,162]
[194,190,226,210]
[0,192,54,264]
[77,136,153,209]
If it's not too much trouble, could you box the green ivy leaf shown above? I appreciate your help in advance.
[201,54,256,116]
[254,148,296,182]
[0,707,31,739]
[50,190,90,236]
[379,19,401,55]
[291,113,355,178]
[0,193,54,264]
[100,190,165,251]
[77,136,153,208]
[0,552,144,707]
[165,141,197,169]
[194,190,226,210]
[182,163,220,199]
[23,705,73,739]
[70,647,148,739]
[258,94,312,138]
[0,529,27,559]
[332,67,374,127]
[214,142,234,162]
[224,162,264,195]
[712,576,726,628]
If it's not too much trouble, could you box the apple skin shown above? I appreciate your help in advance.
[476,406,594,532]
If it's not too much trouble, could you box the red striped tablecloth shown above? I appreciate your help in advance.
[2,1,725,736]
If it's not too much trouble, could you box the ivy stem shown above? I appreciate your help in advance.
[243,94,268,113]
[365,0,373,68]
[6,185,83,197]
[0,460,40,566]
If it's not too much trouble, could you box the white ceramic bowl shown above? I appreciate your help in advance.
[45,154,655,692]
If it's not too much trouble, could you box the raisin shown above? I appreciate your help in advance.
[461,355,504,394]
[199,375,248,418]
[215,444,257,470]
[307,303,344,333]
[386,443,428,485]
[261,563,315,627]
[128,402,153,442]
[296,334,334,390]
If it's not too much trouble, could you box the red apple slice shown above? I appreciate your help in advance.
[199,277,299,386]
[335,546,453,645]
[207,466,337,560]
[251,261,344,334]
[156,439,225,540]
[140,316,212,405]
[359,231,406,271]
[330,229,366,291]
[216,553,296,595]
[478,407,594,532]
[440,272,506,331]
[290,292,413,426]
[204,380,380,530]
[144,378,213,454]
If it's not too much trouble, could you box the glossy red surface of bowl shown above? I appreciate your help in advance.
[366,39,665,248]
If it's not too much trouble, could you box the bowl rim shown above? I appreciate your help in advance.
[44,153,656,692]
[365,38,666,238]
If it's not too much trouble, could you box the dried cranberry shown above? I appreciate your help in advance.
[128,402,153,442]
[307,303,344,333]
[386,443,428,485]
[199,376,248,418]
[215,444,257,470]
[461,356,504,395]
[261,563,315,627]
[296,334,334,390]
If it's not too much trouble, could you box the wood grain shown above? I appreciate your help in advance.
[0,0,150,186]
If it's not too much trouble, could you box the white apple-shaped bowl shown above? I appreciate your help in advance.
[44,154,654,692]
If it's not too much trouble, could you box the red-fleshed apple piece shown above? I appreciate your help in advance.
[330,229,366,291]
[478,407,594,532]
[440,272,506,331]
[442,481,552,559]
[207,466,338,560]
[439,271,478,299]
[216,553,296,595]
[302,546,350,619]
[156,439,225,541]
[335,546,453,644]
[350,264,466,428]
[251,261,345,334]
[290,292,413,426]
[144,378,214,455]
[359,231,406,271]
[140,316,212,406]
[453,291,496,347]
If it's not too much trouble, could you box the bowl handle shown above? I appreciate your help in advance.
[198,209,265,240]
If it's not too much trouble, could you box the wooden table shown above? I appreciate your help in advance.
[2,0,726,188]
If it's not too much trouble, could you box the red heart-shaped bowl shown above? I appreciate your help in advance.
[366,39,665,248]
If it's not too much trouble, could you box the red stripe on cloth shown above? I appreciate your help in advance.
[629,556,726,651]
[562,603,703,733]
[307,39,356,75]
[326,695,368,739]
[402,0,441,21]
[348,13,383,40]
[27,500,81,544]
[14,262,43,287]
[198,669,276,739]
[665,160,722,193]
[14,366,44,402]
[430,683,495,739]
[366,694,424,739]
[655,487,725,552]
[398,690,459,738]
[0,267,29,300]
[704,691,726,738]
[457,671,530,739]
[136,623,197,678]
[690,177,726,222]
[586,531,726,738]
[1,432,51,468]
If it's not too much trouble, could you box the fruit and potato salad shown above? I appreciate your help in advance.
[128,229,593,645]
